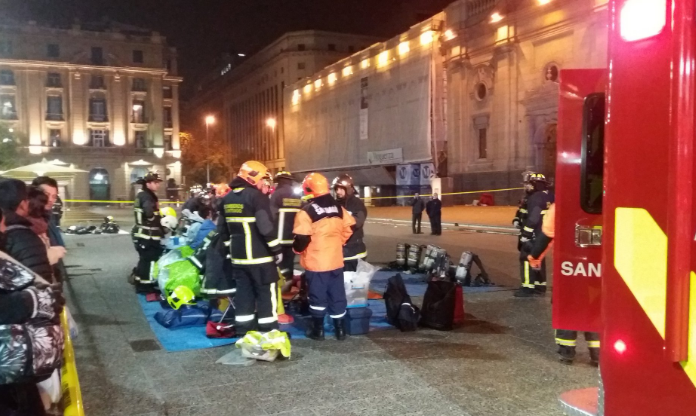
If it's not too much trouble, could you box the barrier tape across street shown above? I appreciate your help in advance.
[64,186,524,204]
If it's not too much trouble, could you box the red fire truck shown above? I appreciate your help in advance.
[554,0,696,414]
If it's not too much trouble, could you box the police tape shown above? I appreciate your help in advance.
[65,199,184,204]
[64,186,524,203]
[365,187,525,200]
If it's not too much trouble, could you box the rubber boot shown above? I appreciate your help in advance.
[589,348,600,367]
[534,285,547,297]
[334,318,347,341]
[558,345,576,365]
[306,317,325,341]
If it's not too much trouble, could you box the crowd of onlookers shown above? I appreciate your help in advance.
[0,176,67,415]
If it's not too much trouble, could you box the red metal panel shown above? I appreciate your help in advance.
[666,0,696,363]
[603,0,696,414]
[553,69,605,333]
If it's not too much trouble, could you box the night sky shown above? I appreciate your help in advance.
[1,0,453,98]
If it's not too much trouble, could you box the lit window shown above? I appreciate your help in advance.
[420,31,434,45]
[378,51,389,67]
[491,12,504,23]
[398,42,410,55]
[444,29,456,40]
[292,90,301,105]
[328,73,337,85]
[342,66,353,77]
[361,59,371,69]
[314,78,323,90]
[303,84,312,94]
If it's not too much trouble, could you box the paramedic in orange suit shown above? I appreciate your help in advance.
[293,173,355,341]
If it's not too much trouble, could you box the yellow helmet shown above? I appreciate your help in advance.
[238,161,269,186]
[160,207,177,218]
[167,286,196,310]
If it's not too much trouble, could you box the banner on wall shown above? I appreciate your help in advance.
[420,163,436,186]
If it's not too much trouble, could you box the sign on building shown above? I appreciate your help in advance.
[367,148,403,165]
[420,163,436,186]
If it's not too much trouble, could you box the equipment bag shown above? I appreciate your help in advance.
[383,274,420,332]
[154,302,222,329]
[420,280,463,331]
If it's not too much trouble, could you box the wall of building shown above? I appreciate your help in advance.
[443,0,608,204]
[184,31,382,173]
[0,21,183,201]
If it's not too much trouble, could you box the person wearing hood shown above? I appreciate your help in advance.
[130,172,165,292]
[190,205,216,249]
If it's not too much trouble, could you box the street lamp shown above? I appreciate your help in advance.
[205,115,215,184]
[266,117,277,131]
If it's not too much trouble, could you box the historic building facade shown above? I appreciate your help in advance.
[0,19,182,200]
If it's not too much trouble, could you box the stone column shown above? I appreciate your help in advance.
[69,71,86,146]
[171,83,180,149]
[149,76,163,147]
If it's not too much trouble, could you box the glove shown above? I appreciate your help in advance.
[47,246,67,265]
[23,286,57,320]
[512,220,520,229]
[519,236,530,243]
[275,253,283,265]
[528,255,542,270]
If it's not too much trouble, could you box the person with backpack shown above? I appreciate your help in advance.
[294,173,355,341]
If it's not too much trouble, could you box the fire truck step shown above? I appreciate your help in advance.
[559,387,598,416]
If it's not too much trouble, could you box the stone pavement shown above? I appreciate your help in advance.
[64,231,596,416]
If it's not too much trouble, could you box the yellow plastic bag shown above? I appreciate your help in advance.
[235,330,291,361]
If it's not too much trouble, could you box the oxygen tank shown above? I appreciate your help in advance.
[396,243,406,267]
[407,244,421,269]
[455,251,474,280]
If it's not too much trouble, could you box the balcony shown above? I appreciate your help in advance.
[46,113,64,121]
[164,120,173,129]
[88,114,108,122]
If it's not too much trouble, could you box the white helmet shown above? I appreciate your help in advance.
[160,215,178,231]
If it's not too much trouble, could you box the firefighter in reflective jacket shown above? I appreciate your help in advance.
[514,173,554,297]
[131,172,165,292]
[218,161,282,335]
[512,172,535,233]
[332,174,367,272]
[294,173,355,341]
[270,171,302,291]
[527,204,600,365]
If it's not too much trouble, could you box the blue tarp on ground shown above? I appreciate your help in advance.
[137,295,391,353]
[138,270,505,352]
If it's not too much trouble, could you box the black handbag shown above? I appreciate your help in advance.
[383,274,420,332]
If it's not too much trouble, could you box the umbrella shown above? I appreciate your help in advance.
[0,159,87,177]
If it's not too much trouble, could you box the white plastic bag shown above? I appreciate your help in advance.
[344,259,378,308]
[37,369,61,407]
[65,306,78,340]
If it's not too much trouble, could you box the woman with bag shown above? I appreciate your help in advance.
[0,208,65,416]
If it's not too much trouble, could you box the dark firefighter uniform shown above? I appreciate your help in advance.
[516,173,554,296]
[132,174,165,291]
[294,173,355,341]
[218,162,282,335]
[333,175,367,272]
[527,204,600,364]
[270,171,302,282]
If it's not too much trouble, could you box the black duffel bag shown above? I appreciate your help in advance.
[383,274,420,332]
[420,280,458,331]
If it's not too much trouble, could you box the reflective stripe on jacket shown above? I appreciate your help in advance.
[293,194,355,272]
[270,183,302,245]
[133,189,164,241]
[218,177,281,266]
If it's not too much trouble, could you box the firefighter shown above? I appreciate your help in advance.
[294,173,355,340]
[270,171,302,290]
[527,204,600,365]
[512,172,534,231]
[218,161,282,335]
[514,173,554,297]
[131,172,165,292]
[332,174,367,272]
